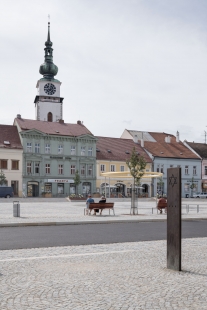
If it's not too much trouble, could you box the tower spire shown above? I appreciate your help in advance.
[47,15,51,42]
[39,18,58,80]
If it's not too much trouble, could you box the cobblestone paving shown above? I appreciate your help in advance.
[0,238,207,309]
[0,200,207,226]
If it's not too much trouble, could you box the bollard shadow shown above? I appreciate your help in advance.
[181,269,207,277]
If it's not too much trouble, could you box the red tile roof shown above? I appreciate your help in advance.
[186,142,207,159]
[0,125,22,149]
[96,136,152,162]
[143,132,199,159]
[15,118,93,137]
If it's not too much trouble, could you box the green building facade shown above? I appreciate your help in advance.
[14,118,97,197]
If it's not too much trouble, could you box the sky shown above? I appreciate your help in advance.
[1,0,207,142]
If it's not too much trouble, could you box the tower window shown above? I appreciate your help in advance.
[48,112,53,122]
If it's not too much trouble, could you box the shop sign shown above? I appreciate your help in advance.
[48,179,74,183]
[50,156,63,159]
[117,180,123,182]
[187,180,198,183]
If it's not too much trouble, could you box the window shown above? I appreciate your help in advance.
[205,166,207,175]
[161,164,164,174]
[71,165,75,174]
[193,166,197,175]
[58,145,63,154]
[58,164,63,175]
[184,183,190,192]
[45,143,50,154]
[157,164,160,172]
[45,164,50,174]
[120,166,125,172]
[27,162,32,174]
[100,165,105,172]
[35,143,40,153]
[58,183,64,194]
[0,159,8,169]
[111,165,115,172]
[35,162,40,174]
[185,166,189,175]
[71,145,76,155]
[11,160,19,170]
[81,165,85,175]
[88,147,93,156]
[88,165,93,176]
[81,146,85,156]
[170,165,173,168]
[26,142,32,153]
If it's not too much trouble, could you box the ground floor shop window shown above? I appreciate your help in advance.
[82,182,91,196]
[45,183,52,193]
[184,183,190,192]
[58,183,64,194]
[70,184,76,194]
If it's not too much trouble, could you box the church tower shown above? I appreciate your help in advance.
[34,22,64,122]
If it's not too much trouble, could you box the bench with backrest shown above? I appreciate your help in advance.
[84,202,115,215]
[157,198,167,213]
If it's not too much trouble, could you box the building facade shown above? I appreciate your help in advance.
[121,130,201,198]
[14,117,96,197]
[96,136,153,197]
[184,141,207,193]
[0,125,23,197]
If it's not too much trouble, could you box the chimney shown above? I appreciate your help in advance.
[77,120,81,125]
[176,131,179,142]
[59,119,64,124]
[133,134,138,143]
[17,114,21,119]
[141,139,144,147]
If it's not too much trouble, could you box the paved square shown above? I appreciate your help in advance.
[0,238,206,309]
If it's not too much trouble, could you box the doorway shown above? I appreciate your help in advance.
[27,181,39,197]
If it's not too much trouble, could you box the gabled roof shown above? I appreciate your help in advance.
[14,118,93,137]
[0,125,22,149]
[96,136,152,162]
[144,132,199,159]
[186,142,207,159]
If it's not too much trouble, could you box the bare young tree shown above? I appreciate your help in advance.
[126,147,146,214]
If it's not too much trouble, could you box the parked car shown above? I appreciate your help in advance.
[192,192,207,198]
[0,186,14,198]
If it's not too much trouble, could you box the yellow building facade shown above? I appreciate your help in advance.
[96,160,153,197]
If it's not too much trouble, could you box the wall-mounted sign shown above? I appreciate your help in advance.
[50,156,63,159]
[48,179,74,183]
[187,180,198,183]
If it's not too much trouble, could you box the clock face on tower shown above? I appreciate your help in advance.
[44,83,56,95]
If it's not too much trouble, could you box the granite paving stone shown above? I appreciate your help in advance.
[0,238,207,309]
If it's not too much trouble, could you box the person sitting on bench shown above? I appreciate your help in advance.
[99,196,106,215]
[86,194,95,215]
